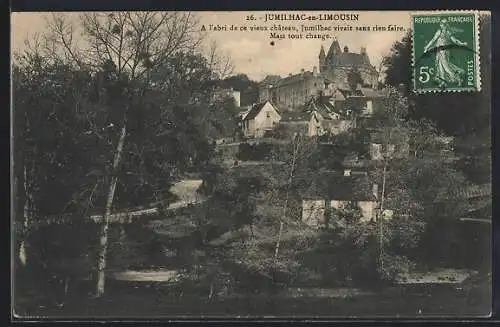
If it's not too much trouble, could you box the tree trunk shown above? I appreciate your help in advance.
[379,160,388,270]
[19,162,35,267]
[274,135,301,262]
[274,221,285,262]
[19,166,29,266]
[96,123,127,297]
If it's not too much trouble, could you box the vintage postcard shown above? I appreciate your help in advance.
[11,10,491,319]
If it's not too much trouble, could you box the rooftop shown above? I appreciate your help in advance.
[307,97,339,120]
[324,40,375,69]
[276,71,320,87]
[243,101,279,121]
[330,52,374,68]
[280,110,312,122]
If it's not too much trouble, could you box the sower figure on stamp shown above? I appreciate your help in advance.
[423,19,468,88]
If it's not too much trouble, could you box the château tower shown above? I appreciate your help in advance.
[318,45,326,73]
[318,39,379,89]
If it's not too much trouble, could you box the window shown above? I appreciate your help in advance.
[267,112,271,118]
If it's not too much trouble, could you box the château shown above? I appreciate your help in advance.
[258,38,379,110]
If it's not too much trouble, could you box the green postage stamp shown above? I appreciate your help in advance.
[412,11,480,93]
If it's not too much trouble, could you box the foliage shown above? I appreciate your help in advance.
[316,202,422,286]
[201,171,259,239]
[220,73,259,92]
[366,89,475,270]
[237,142,275,161]
[13,58,112,217]
[320,128,370,164]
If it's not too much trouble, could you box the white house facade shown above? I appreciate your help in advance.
[241,101,281,138]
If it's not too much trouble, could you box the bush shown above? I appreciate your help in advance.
[17,221,99,302]
[237,142,274,161]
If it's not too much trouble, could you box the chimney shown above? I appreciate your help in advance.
[372,183,379,199]
[301,68,305,75]
[343,46,349,53]
[313,66,318,76]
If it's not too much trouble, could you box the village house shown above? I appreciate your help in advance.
[274,96,354,139]
[301,172,379,228]
[240,101,281,138]
[305,97,353,136]
[277,111,311,138]
[336,87,383,122]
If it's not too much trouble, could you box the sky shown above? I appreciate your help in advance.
[11,11,414,81]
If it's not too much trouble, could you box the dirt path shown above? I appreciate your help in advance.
[111,269,180,282]
[89,179,204,223]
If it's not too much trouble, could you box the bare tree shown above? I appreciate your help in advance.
[42,14,85,68]
[79,12,202,78]
[274,133,303,262]
[206,40,234,80]
[371,87,410,270]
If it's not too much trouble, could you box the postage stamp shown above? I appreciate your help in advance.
[411,11,480,93]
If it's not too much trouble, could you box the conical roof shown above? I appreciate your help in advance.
[319,45,326,58]
[326,38,341,58]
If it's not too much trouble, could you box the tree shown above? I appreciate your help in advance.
[221,73,259,92]
[381,31,412,90]
[13,11,235,298]
[382,15,492,265]
[13,43,109,261]
[274,134,303,262]
[45,13,207,297]
[206,40,234,80]
[313,200,421,286]
[367,88,473,269]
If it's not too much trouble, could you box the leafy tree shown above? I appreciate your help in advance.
[381,31,412,90]
[367,88,473,269]
[221,73,259,92]
[383,16,492,266]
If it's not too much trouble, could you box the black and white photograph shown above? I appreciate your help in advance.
[11,10,492,319]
